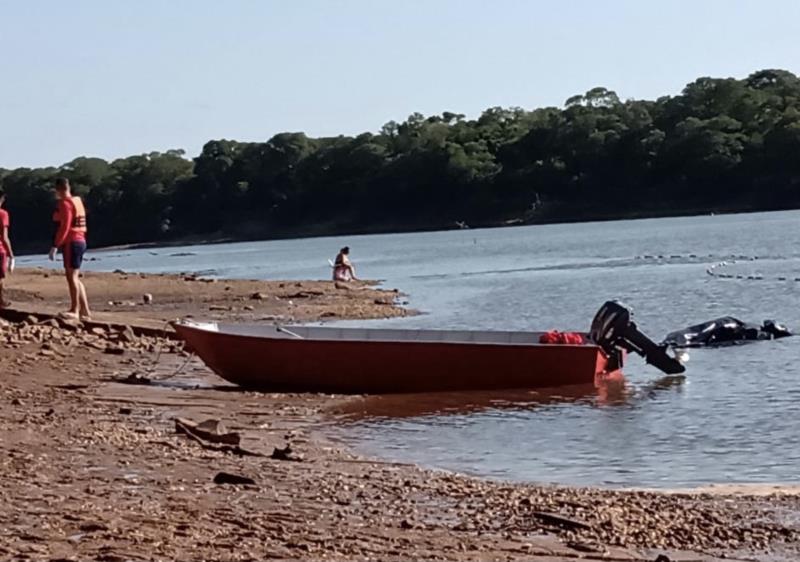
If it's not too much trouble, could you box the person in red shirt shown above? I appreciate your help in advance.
[49,178,91,319]
[0,188,14,308]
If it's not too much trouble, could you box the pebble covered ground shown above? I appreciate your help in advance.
[1,275,800,561]
[4,267,412,327]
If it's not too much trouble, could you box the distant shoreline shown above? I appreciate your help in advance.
[83,204,796,255]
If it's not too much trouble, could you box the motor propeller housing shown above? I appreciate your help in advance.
[590,301,686,375]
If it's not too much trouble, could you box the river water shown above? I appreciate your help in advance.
[18,210,800,487]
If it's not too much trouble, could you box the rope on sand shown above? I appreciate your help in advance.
[141,320,192,381]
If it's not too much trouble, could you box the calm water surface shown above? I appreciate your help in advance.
[20,211,800,487]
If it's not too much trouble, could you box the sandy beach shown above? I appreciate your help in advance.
[2,267,411,327]
[1,269,799,561]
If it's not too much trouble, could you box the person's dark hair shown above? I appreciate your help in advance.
[54,177,70,191]
[0,188,5,200]
[340,246,350,254]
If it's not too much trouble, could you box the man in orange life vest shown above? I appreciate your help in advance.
[0,188,14,308]
[49,178,91,319]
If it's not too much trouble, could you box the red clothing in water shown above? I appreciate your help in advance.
[53,198,87,247]
[0,208,10,255]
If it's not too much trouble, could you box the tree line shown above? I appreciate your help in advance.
[3,68,800,253]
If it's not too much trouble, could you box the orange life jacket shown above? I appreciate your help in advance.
[69,196,87,232]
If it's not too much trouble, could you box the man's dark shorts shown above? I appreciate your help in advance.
[0,252,7,279]
[63,241,87,270]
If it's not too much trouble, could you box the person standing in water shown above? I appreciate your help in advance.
[49,178,91,319]
[0,189,14,308]
[332,246,358,281]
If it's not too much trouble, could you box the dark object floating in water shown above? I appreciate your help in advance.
[663,317,792,348]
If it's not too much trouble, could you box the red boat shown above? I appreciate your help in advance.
[173,301,684,394]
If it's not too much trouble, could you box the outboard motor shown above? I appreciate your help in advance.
[590,301,686,375]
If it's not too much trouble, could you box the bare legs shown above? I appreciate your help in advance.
[65,268,91,319]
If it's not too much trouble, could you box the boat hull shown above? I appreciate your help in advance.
[174,322,620,394]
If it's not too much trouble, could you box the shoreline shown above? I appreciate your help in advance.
[14,205,796,258]
[2,267,413,327]
[94,205,800,254]
[2,271,799,560]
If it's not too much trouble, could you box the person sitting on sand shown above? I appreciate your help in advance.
[333,246,358,282]
[49,178,91,320]
[0,189,14,309]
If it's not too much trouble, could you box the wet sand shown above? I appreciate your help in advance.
[1,270,799,561]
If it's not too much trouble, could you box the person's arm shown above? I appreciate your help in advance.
[52,201,73,250]
[1,224,12,258]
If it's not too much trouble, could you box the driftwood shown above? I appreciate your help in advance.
[173,417,263,456]
[176,428,264,457]
[174,417,241,446]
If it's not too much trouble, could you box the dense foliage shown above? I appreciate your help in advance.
[3,69,800,252]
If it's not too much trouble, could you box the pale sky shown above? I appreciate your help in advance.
[1,0,799,169]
